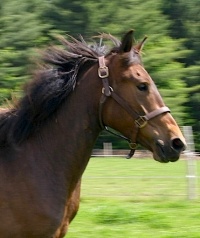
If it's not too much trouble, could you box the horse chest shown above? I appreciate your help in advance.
[0,191,65,238]
[0,162,66,237]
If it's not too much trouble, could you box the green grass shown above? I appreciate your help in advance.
[67,157,200,238]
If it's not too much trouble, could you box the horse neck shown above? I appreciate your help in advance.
[29,64,102,187]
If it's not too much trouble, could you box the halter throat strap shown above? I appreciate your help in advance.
[98,56,170,158]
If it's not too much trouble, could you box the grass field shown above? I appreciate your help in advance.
[67,157,200,238]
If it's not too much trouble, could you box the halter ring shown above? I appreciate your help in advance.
[129,142,138,149]
[102,86,113,95]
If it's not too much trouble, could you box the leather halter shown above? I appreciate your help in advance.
[98,56,170,158]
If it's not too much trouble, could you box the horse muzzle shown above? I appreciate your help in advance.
[153,137,186,163]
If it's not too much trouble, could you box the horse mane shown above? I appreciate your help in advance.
[0,33,121,146]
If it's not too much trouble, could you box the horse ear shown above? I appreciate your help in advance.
[119,30,134,53]
[134,36,148,53]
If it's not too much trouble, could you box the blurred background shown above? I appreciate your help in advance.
[0,0,199,151]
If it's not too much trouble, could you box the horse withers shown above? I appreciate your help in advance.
[0,30,186,237]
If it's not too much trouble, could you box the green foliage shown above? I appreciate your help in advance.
[143,36,189,124]
[42,0,88,36]
[0,48,28,103]
[162,0,200,150]
[0,0,50,103]
[83,0,170,37]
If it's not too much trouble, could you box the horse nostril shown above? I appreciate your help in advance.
[171,138,186,152]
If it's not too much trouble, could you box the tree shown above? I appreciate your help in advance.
[143,36,189,124]
[0,0,50,103]
[162,0,200,150]
[42,0,88,36]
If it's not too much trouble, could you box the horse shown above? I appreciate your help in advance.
[0,30,186,237]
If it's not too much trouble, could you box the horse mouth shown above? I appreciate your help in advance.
[153,140,181,163]
[154,141,170,163]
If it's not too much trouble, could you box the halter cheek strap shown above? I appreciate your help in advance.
[98,56,170,158]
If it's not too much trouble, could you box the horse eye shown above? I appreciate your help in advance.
[137,83,148,91]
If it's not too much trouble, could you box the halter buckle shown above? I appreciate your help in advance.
[135,116,147,128]
[98,66,109,78]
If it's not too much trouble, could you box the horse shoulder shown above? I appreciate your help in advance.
[53,179,81,238]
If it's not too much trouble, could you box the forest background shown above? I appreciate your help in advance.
[0,0,199,151]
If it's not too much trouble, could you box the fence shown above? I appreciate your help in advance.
[81,154,199,201]
[81,126,199,200]
[82,127,200,200]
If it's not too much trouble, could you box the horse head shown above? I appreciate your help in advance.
[100,30,186,163]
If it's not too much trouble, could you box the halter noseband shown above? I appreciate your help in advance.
[98,56,170,158]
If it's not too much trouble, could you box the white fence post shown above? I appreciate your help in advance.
[103,142,113,156]
[183,126,198,200]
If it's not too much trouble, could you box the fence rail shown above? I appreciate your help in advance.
[92,149,200,159]
[84,127,199,200]
[81,154,199,200]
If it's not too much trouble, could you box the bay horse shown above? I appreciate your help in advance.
[0,30,186,238]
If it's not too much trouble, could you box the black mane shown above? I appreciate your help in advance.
[0,34,121,146]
